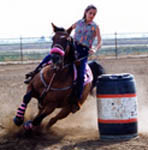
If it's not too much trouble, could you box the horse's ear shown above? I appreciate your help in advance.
[51,23,65,32]
[51,23,58,32]
[66,26,73,35]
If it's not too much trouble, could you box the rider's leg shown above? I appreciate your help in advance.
[34,54,51,73]
[24,54,51,84]
[13,91,32,126]
[76,57,87,99]
[71,57,87,112]
[71,43,89,112]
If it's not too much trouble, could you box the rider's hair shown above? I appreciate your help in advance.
[83,5,97,20]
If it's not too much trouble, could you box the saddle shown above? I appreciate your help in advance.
[38,63,93,112]
[39,63,93,90]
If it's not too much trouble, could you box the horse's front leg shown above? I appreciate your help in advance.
[13,90,32,126]
[23,104,55,131]
[46,106,71,129]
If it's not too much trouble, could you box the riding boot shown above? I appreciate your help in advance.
[70,84,81,113]
[24,67,41,84]
[71,80,84,113]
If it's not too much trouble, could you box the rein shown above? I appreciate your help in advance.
[39,30,91,100]
[39,66,74,106]
[39,54,92,104]
[39,34,74,101]
[39,55,90,94]
[40,68,73,92]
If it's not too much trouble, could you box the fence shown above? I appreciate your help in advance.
[0,32,148,62]
[0,36,52,62]
[99,32,148,58]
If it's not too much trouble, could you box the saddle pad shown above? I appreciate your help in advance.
[73,64,93,85]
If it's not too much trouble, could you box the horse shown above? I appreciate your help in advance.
[13,23,105,131]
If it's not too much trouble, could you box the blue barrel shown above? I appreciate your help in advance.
[96,73,138,140]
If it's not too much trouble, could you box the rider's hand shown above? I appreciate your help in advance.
[89,48,96,55]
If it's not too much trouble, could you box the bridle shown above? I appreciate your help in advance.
[39,32,74,102]
[52,43,64,51]
[51,31,72,57]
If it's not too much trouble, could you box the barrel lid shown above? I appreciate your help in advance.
[98,73,134,81]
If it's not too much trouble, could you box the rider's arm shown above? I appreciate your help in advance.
[95,25,102,50]
[67,23,76,35]
[71,23,76,29]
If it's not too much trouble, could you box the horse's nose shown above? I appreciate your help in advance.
[51,54,62,64]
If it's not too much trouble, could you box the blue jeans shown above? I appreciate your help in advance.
[75,42,89,99]
[35,54,51,72]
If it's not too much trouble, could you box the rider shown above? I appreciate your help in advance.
[69,5,102,111]
[24,5,101,111]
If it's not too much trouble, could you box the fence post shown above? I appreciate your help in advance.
[20,36,23,62]
[115,32,118,59]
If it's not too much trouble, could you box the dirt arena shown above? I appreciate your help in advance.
[0,57,148,150]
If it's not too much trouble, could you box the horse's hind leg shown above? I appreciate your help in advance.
[13,90,32,126]
[46,106,71,128]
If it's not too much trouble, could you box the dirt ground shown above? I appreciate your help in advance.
[0,57,148,150]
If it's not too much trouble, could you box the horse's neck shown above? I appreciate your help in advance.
[56,65,73,80]
[44,65,55,77]
[64,59,71,66]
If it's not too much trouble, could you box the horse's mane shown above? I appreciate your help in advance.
[67,38,76,63]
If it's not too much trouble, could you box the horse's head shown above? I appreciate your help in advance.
[50,23,75,69]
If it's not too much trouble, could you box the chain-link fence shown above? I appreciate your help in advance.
[0,32,148,62]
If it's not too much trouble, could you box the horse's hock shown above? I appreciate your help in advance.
[96,73,138,141]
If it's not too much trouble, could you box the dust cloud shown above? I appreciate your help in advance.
[138,107,148,133]
[136,76,148,134]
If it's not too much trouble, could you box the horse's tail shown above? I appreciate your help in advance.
[88,60,105,95]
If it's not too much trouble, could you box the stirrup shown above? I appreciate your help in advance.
[25,71,35,78]
[24,77,32,84]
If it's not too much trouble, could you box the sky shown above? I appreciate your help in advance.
[0,0,148,38]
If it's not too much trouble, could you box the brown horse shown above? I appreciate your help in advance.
[13,23,105,131]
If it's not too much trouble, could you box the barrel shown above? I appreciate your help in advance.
[96,73,138,140]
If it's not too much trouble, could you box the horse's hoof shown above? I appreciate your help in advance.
[24,120,33,131]
[13,117,24,126]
